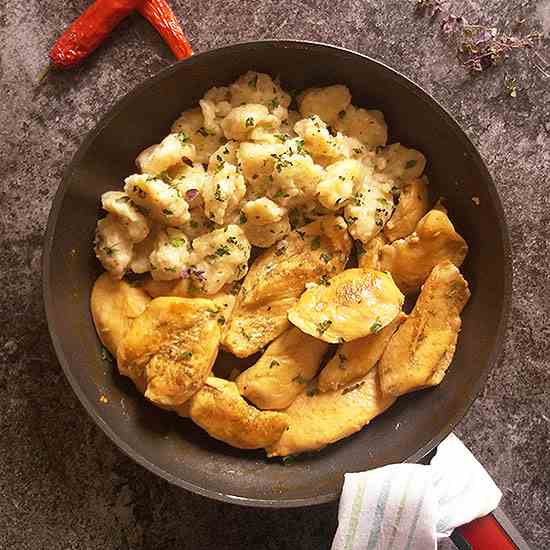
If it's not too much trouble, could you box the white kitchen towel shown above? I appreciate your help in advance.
[331,434,502,550]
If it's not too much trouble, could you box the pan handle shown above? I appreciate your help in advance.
[451,506,531,550]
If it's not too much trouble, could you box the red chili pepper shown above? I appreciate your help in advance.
[138,0,193,60]
[49,0,144,69]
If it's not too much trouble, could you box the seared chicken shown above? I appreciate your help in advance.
[185,377,289,449]
[318,313,406,392]
[236,327,329,410]
[90,272,151,356]
[383,177,429,242]
[288,268,404,343]
[379,260,470,397]
[357,234,386,270]
[222,215,351,357]
[142,277,236,335]
[117,297,221,408]
[266,366,395,456]
[363,206,468,294]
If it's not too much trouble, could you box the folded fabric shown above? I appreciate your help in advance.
[331,434,502,550]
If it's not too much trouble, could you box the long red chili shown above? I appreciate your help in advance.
[49,0,143,68]
[138,0,193,60]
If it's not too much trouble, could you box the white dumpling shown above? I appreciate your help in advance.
[297,85,352,126]
[136,133,195,176]
[229,71,291,111]
[221,104,275,141]
[149,228,191,281]
[101,191,150,242]
[124,174,190,227]
[202,164,246,225]
[375,143,426,181]
[189,225,251,294]
[94,214,134,279]
[294,115,343,162]
[334,105,388,149]
[316,159,366,210]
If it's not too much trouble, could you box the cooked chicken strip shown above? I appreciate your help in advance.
[236,327,329,410]
[383,177,429,242]
[318,312,406,392]
[266,366,394,457]
[379,260,470,397]
[288,268,404,343]
[371,206,468,294]
[185,377,289,449]
[90,272,151,356]
[222,215,351,357]
[117,297,221,408]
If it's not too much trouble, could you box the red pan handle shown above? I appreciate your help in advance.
[452,507,531,550]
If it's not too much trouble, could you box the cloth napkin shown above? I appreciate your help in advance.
[331,434,502,550]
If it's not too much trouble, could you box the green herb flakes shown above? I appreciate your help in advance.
[370,319,383,334]
[405,159,418,169]
[317,319,332,336]
[310,236,321,250]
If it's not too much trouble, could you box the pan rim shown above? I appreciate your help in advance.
[42,38,512,508]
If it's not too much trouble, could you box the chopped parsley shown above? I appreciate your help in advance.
[317,319,333,336]
[269,98,280,109]
[217,316,225,326]
[132,185,147,199]
[270,153,293,172]
[320,252,332,263]
[405,159,418,169]
[319,274,331,286]
[215,244,231,257]
[245,117,255,128]
[342,381,365,395]
[338,110,346,119]
[292,375,308,384]
[214,184,224,202]
[164,266,177,272]
[295,139,305,155]
[239,211,247,224]
[274,133,289,143]
[269,360,280,369]
[229,281,242,295]
[162,208,174,215]
[296,230,305,240]
[171,238,186,248]
[248,74,258,88]
[181,351,193,360]
[353,147,363,154]
[274,243,287,256]
[227,236,238,245]
[274,190,289,199]
[310,236,321,250]
[197,127,215,137]
[189,220,199,229]
[370,319,383,334]
[103,245,117,257]
[177,131,190,144]
[116,195,131,203]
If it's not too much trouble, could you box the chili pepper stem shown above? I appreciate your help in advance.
[37,63,53,83]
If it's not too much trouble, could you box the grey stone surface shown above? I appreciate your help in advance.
[1,0,549,548]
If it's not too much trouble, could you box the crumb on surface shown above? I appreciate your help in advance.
[471,196,480,205]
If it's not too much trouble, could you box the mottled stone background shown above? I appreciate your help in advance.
[1,0,549,548]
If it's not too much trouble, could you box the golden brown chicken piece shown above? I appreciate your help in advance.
[357,234,386,270]
[186,377,289,449]
[117,297,221,408]
[236,327,329,410]
[142,277,236,335]
[222,215,352,357]
[372,207,468,294]
[318,313,406,392]
[288,268,404,344]
[383,177,429,242]
[379,260,470,397]
[90,273,151,356]
[266,366,395,456]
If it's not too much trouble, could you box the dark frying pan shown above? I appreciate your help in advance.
[43,40,511,507]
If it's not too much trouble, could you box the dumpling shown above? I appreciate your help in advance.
[379,261,470,397]
[136,133,196,175]
[297,85,352,126]
[316,159,366,210]
[223,214,352,357]
[185,377,289,449]
[90,272,151,356]
[149,228,190,281]
[236,327,329,410]
[94,214,135,279]
[266,366,395,456]
[288,268,404,344]
[333,105,388,149]
[202,163,246,225]
[101,191,150,243]
[376,143,426,181]
[117,297,221,407]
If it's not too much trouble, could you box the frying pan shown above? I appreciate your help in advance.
[43,40,512,507]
